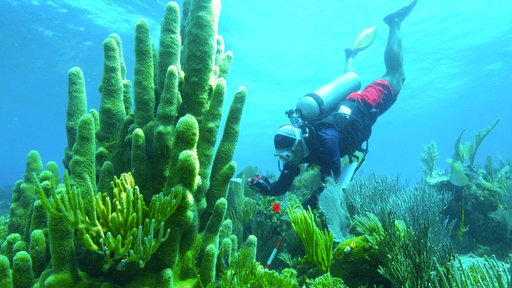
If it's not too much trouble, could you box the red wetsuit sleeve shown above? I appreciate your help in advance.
[345,79,397,116]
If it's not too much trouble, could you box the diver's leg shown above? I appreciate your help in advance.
[384,0,417,27]
[381,0,417,94]
[344,48,355,73]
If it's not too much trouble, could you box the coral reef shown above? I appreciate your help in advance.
[0,0,250,287]
[421,120,512,257]
[1,1,511,287]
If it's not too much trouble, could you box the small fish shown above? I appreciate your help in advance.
[272,202,281,213]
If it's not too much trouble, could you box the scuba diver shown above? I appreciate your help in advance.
[248,0,418,207]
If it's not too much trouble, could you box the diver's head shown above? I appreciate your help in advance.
[274,125,309,165]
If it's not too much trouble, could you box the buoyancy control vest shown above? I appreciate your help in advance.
[308,99,378,156]
[287,72,376,157]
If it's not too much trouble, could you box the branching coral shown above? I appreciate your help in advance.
[287,205,334,273]
[342,175,454,286]
[433,254,511,288]
[217,247,301,288]
[35,172,180,270]
[352,212,386,247]
[421,141,449,186]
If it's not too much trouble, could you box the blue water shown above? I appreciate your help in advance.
[1,0,511,194]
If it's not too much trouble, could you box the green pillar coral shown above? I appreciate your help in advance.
[28,200,46,236]
[173,114,199,153]
[130,128,148,198]
[219,219,233,240]
[195,78,226,213]
[201,198,227,251]
[0,233,22,266]
[156,185,195,269]
[199,244,217,287]
[180,0,191,41]
[152,66,180,192]
[107,34,127,80]
[157,268,174,288]
[97,37,126,148]
[156,65,179,126]
[69,113,97,194]
[8,150,42,237]
[166,114,199,190]
[3,0,250,286]
[133,19,155,128]
[157,2,181,99]
[0,255,12,288]
[180,0,221,119]
[29,229,46,278]
[200,86,246,225]
[244,235,258,263]
[98,161,114,194]
[12,251,34,288]
[152,126,174,190]
[122,79,133,115]
[217,219,233,273]
[218,237,232,272]
[42,161,60,189]
[210,87,246,175]
[229,234,238,256]
[41,213,80,287]
[63,67,87,170]
[12,241,27,257]
[201,162,236,226]
[175,150,200,193]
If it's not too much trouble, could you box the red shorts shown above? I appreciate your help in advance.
[345,79,396,116]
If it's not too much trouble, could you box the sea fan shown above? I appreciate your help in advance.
[318,178,350,242]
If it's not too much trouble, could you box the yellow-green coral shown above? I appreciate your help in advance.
[287,205,334,273]
[433,254,511,287]
[35,172,180,270]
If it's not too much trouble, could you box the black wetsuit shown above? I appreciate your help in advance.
[268,79,397,205]
[268,126,345,197]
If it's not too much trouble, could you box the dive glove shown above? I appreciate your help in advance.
[248,175,271,195]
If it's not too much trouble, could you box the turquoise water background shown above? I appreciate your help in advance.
[1,0,511,191]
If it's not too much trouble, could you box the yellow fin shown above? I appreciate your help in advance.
[353,26,377,51]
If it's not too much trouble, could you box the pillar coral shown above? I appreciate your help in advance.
[7,151,42,241]
[63,67,87,171]
[1,0,250,287]
[0,255,12,288]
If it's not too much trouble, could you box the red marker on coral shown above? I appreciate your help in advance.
[272,202,280,213]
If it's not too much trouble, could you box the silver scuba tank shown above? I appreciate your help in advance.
[295,72,361,121]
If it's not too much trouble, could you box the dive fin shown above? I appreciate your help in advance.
[352,25,378,52]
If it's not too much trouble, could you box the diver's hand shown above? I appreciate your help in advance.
[248,175,271,195]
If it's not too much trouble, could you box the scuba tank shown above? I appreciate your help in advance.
[293,25,377,122]
[295,72,361,121]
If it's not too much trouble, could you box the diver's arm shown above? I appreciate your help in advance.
[268,163,300,196]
